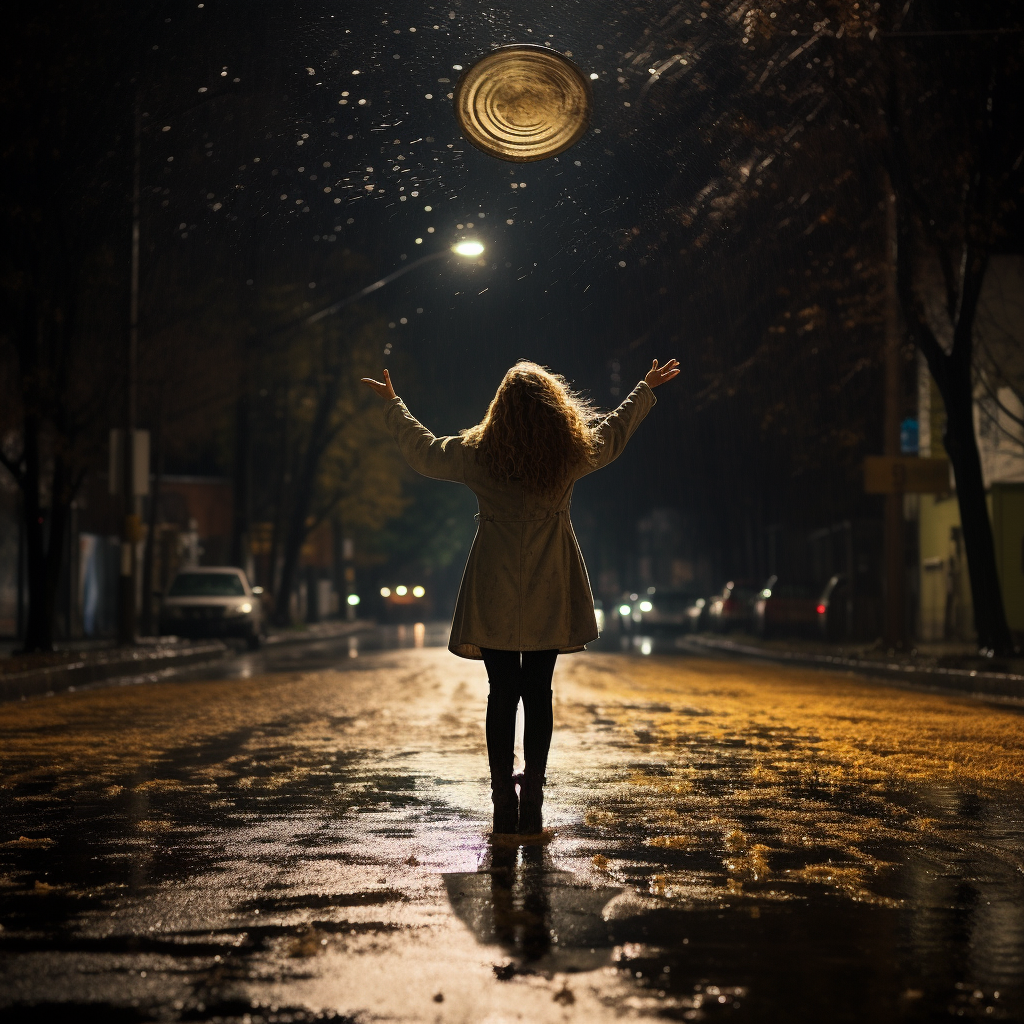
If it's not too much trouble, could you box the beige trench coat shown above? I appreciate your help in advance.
[383,381,656,659]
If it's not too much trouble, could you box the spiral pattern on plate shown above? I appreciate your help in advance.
[454,45,592,163]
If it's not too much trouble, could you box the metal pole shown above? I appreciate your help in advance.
[882,178,906,648]
[118,94,142,645]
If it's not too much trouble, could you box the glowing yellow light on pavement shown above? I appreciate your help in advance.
[452,241,485,257]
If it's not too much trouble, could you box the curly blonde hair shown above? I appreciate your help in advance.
[461,361,599,494]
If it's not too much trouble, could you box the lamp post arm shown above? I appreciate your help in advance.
[305,250,449,325]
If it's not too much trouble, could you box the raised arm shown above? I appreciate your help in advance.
[584,383,657,474]
[581,358,679,476]
[362,371,465,482]
[382,398,465,483]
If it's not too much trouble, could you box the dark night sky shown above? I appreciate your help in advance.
[41,0,1015,600]
[138,0,752,584]
[146,0,700,400]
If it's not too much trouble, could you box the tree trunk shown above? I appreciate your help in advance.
[908,247,1015,655]
[271,391,337,627]
[272,458,318,628]
[939,360,1013,653]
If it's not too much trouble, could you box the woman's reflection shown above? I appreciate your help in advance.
[488,842,553,961]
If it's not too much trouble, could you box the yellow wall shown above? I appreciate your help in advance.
[918,484,1024,640]
[918,495,973,641]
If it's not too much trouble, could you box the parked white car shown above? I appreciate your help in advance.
[159,566,266,649]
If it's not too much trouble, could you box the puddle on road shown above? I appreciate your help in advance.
[0,646,1022,1022]
[444,844,622,974]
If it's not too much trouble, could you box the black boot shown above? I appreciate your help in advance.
[517,771,545,835]
[491,777,519,834]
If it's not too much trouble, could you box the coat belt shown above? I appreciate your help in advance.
[475,508,570,523]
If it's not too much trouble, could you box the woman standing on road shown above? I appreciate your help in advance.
[362,358,679,835]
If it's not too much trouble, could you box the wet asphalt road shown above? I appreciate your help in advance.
[1,625,1022,1023]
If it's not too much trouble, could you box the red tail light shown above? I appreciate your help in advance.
[816,604,826,614]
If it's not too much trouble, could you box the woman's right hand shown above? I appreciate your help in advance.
[361,368,397,400]
[644,358,680,389]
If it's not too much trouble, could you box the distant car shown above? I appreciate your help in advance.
[686,597,709,633]
[160,566,266,649]
[754,576,820,637]
[816,574,849,642]
[707,580,760,632]
[615,592,642,633]
[634,590,705,635]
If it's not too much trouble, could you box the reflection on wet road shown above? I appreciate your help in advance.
[1,627,1022,1022]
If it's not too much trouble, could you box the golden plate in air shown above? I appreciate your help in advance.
[453,45,593,163]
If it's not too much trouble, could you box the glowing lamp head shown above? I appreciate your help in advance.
[347,593,361,606]
[452,240,485,257]
[380,587,391,597]
[412,586,426,598]
[395,585,408,596]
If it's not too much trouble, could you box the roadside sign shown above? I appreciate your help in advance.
[864,456,951,494]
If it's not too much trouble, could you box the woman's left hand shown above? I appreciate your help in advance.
[361,369,397,400]
[644,358,680,388]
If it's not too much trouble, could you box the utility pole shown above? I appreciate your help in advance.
[118,95,142,646]
[882,178,906,648]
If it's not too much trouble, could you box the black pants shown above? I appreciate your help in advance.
[480,648,558,785]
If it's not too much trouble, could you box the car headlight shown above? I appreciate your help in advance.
[227,602,253,617]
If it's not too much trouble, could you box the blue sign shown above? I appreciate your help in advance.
[900,417,919,455]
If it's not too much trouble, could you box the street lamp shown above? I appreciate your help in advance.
[306,241,485,325]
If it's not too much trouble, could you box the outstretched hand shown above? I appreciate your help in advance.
[361,369,397,400]
[644,358,680,389]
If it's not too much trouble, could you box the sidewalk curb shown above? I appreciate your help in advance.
[679,635,1024,704]
[0,642,230,704]
[0,620,377,705]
